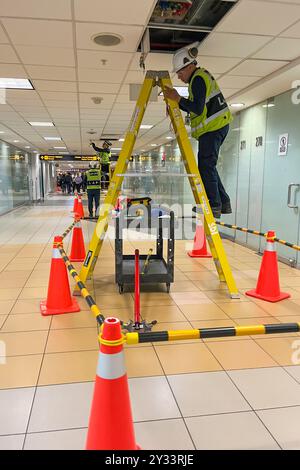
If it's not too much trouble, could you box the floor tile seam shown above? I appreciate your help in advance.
[21,314,54,450]
[1,346,100,358]
[218,365,286,450]
[150,341,197,450]
[9,213,66,304]
[251,337,287,368]
[282,367,300,386]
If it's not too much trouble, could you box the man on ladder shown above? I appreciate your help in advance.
[90,140,112,192]
[164,42,232,219]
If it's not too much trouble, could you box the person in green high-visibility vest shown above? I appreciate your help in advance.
[164,42,232,219]
[90,140,112,191]
[85,163,101,218]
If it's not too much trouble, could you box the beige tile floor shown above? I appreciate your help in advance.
[0,197,300,449]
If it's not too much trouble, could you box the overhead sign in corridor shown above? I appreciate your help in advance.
[39,155,101,161]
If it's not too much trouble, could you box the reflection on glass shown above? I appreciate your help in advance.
[0,141,30,215]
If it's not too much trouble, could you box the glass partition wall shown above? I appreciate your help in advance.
[0,140,30,216]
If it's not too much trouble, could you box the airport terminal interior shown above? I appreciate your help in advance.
[1,0,300,451]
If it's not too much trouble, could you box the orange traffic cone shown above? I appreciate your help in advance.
[40,236,80,316]
[72,194,78,214]
[188,218,212,258]
[86,317,139,450]
[246,231,290,303]
[69,215,86,262]
[76,195,85,219]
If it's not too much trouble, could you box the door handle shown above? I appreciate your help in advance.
[287,183,300,208]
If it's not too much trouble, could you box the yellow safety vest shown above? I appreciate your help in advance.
[188,68,232,139]
[86,169,101,190]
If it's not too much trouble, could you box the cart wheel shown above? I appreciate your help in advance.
[166,283,170,293]
[119,284,124,294]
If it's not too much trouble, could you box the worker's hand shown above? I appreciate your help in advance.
[164,86,181,103]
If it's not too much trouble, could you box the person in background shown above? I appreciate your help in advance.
[85,163,101,218]
[90,140,112,191]
[164,42,232,219]
[74,173,82,194]
[65,172,73,195]
[81,172,87,192]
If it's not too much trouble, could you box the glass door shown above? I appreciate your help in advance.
[261,91,300,267]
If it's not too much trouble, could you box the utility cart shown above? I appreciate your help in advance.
[115,210,175,293]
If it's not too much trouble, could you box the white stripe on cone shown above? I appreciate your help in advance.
[97,351,126,380]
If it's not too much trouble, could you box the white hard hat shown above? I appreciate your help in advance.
[173,42,200,73]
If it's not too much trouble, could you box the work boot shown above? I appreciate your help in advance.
[221,201,232,214]
[211,206,222,219]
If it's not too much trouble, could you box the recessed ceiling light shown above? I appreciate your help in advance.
[262,103,275,108]
[44,137,62,141]
[29,121,54,127]
[230,103,245,108]
[140,125,153,129]
[13,140,20,143]
[111,147,121,150]
[159,86,188,98]
[25,146,30,148]
[118,138,125,142]
[0,131,5,134]
[150,144,157,147]
[92,33,122,47]
[166,136,172,140]
[53,146,66,149]
[0,78,33,89]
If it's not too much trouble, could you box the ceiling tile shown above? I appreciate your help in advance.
[0,0,72,19]
[74,0,155,25]
[130,52,173,71]
[0,45,20,63]
[0,24,9,44]
[253,37,300,60]
[79,93,116,109]
[32,80,77,92]
[198,33,273,58]
[2,19,73,48]
[78,68,126,83]
[0,63,27,77]
[15,45,75,67]
[25,65,76,81]
[78,82,120,94]
[76,22,143,53]
[218,75,261,89]
[216,0,300,36]
[124,70,147,84]
[280,19,300,38]
[229,59,289,77]
[77,50,133,70]
[198,57,243,75]
[39,91,77,101]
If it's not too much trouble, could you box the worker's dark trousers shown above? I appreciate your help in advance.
[197,124,230,209]
[87,189,100,216]
[101,164,110,189]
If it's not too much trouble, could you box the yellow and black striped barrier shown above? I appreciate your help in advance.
[57,244,105,327]
[125,322,300,344]
[217,221,300,252]
[61,219,77,240]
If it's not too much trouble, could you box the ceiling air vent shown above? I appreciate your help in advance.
[92,33,122,47]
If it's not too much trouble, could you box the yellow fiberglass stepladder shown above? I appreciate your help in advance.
[79,71,239,299]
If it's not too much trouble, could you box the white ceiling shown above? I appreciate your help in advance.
[0,0,300,154]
